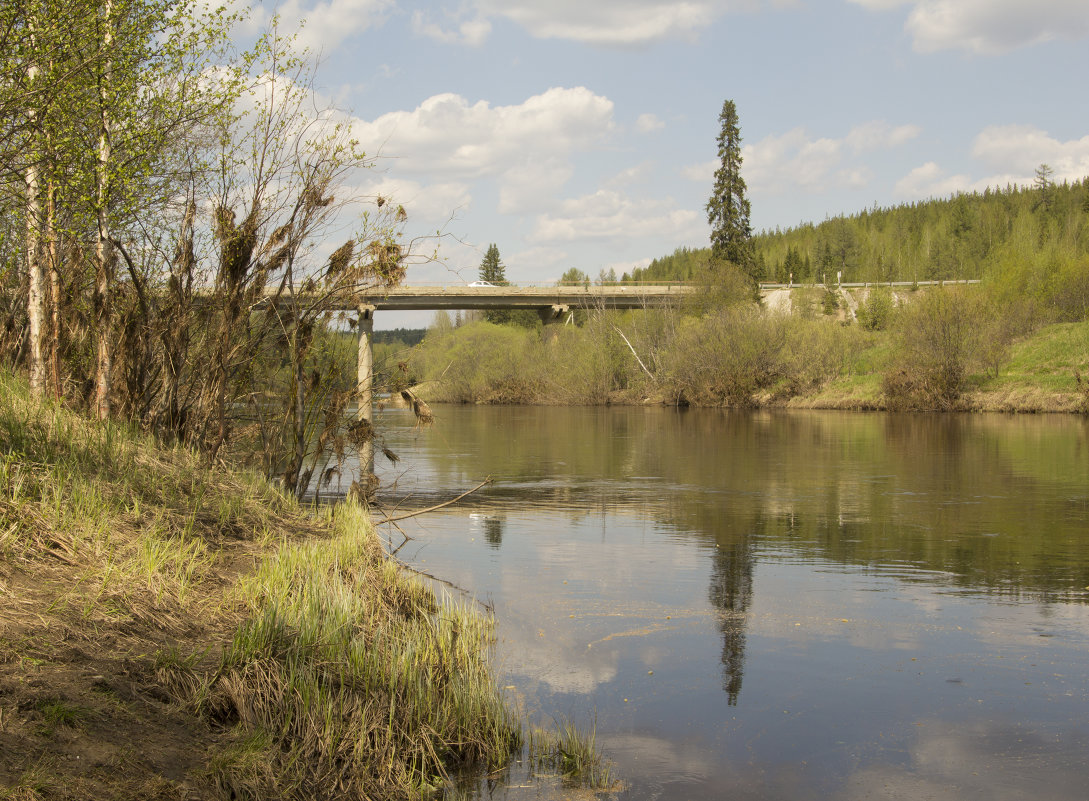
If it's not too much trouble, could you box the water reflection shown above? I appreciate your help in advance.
[372,406,1089,604]
[843,719,1089,801]
[469,513,506,548]
[708,531,754,705]
[484,517,504,548]
[366,406,1089,801]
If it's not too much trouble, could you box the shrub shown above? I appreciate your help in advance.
[411,322,545,403]
[856,288,895,331]
[776,316,868,397]
[663,306,786,405]
[882,287,1009,409]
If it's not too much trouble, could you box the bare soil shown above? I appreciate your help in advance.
[0,531,274,800]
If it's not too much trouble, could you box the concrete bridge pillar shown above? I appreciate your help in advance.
[356,304,376,476]
[537,304,570,324]
[538,304,569,341]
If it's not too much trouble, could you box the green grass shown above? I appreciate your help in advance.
[526,717,614,789]
[178,500,525,799]
[1,368,611,799]
[991,321,1089,391]
[36,699,93,736]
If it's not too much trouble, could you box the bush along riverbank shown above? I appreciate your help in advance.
[407,286,1089,414]
[0,371,612,800]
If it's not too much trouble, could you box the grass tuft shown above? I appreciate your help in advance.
[526,716,615,790]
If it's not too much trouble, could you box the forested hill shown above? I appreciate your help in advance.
[629,179,1089,291]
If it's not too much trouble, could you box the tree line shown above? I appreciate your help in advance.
[630,176,1089,318]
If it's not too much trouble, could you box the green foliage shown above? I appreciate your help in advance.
[856,288,895,331]
[643,181,1089,320]
[882,287,1013,409]
[195,502,523,799]
[628,247,708,283]
[706,99,755,284]
[374,328,427,346]
[479,243,505,284]
[479,243,514,325]
[558,267,590,287]
[820,288,840,316]
[660,307,862,405]
[410,304,866,407]
[414,322,545,403]
[526,718,613,789]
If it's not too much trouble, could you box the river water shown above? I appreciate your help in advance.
[364,405,1089,800]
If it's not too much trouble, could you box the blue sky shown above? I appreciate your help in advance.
[241,1,1089,326]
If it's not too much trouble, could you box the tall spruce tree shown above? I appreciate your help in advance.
[706,99,757,284]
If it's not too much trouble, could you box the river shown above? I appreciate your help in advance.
[362,405,1089,800]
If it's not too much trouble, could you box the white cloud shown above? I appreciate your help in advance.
[897,125,1089,200]
[351,87,614,217]
[411,10,492,46]
[419,0,765,47]
[264,0,396,52]
[714,120,918,196]
[607,162,655,187]
[682,159,717,182]
[847,0,909,8]
[636,113,666,133]
[359,178,473,227]
[837,166,875,189]
[844,120,921,152]
[498,158,573,214]
[683,120,919,195]
[893,162,972,198]
[971,124,1089,181]
[352,87,615,179]
[849,0,1089,54]
[744,128,843,192]
[529,189,703,245]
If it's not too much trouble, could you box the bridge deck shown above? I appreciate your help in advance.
[353,284,694,311]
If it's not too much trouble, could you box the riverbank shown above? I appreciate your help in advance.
[409,317,1089,414]
[0,372,603,799]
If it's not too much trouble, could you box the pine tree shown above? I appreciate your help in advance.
[706,99,755,284]
[479,243,506,284]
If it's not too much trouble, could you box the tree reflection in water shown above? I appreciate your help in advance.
[484,516,504,548]
[708,530,755,705]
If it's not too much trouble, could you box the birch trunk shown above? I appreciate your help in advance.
[25,53,45,396]
[93,0,114,419]
[26,157,46,396]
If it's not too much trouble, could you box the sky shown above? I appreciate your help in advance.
[239,0,1089,328]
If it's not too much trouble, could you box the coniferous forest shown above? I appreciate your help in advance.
[629,178,1089,323]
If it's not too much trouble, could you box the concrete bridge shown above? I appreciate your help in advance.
[350,283,694,475]
[354,282,695,316]
[349,279,978,475]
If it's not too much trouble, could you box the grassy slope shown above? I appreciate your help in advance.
[0,371,529,800]
[776,320,1089,413]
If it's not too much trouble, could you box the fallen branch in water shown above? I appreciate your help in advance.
[387,553,495,612]
[371,478,492,525]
